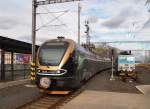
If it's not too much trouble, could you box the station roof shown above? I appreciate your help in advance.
[0,36,39,54]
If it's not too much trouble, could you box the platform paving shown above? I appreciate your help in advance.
[61,90,150,109]
[0,80,41,109]
[60,67,150,109]
[0,79,29,89]
[136,85,150,95]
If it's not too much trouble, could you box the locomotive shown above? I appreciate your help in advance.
[35,37,111,94]
[116,51,137,81]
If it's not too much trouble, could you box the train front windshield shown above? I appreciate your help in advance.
[39,42,68,66]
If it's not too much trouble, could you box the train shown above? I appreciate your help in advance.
[115,51,137,81]
[35,37,111,94]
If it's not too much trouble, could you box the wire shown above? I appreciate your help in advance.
[38,14,44,26]
[42,24,66,28]
[41,6,76,36]
[36,10,69,14]
[36,10,68,31]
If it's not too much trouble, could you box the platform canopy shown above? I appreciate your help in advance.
[0,36,39,54]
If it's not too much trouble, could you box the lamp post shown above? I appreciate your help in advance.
[110,49,115,81]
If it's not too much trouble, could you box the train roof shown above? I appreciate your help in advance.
[40,37,94,55]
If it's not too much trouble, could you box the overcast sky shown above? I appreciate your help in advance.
[0,0,150,50]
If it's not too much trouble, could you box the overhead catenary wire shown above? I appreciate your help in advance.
[42,6,76,34]
[37,11,66,28]
[36,10,68,31]
[38,13,44,26]
[41,6,68,27]
[38,5,76,36]
[36,10,69,14]
[133,1,150,33]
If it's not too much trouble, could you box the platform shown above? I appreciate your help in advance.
[0,79,29,89]
[136,85,150,95]
[60,68,150,109]
[0,79,41,109]
[60,90,150,109]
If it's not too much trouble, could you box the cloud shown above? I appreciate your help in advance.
[88,16,99,23]
[101,6,140,29]
[0,0,150,50]
[101,16,126,28]
[17,35,31,42]
[0,16,23,30]
[142,18,150,29]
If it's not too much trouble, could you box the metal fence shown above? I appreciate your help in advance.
[0,50,31,81]
[132,50,150,64]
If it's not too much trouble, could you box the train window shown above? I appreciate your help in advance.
[39,42,68,66]
[70,51,76,62]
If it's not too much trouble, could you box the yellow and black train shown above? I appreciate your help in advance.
[35,37,110,94]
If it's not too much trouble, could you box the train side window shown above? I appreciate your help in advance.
[72,51,75,57]
[72,50,76,62]
[74,50,80,64]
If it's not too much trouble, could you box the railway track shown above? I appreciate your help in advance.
[18,88,83,109]
[19,95,65,109]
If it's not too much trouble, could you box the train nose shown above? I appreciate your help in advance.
[40,77,51,89]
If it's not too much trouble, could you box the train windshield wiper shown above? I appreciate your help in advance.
[43,63,51,67]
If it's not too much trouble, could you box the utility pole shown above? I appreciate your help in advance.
[78,3,81,45]
[146,0,150,63]
[31,0,37,84]
[32,0,36,64]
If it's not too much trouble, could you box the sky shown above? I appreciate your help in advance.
[0,0,150,50]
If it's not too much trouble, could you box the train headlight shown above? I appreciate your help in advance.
[40,77,51,89]
[56,69,67,74]
[56,70,61,74]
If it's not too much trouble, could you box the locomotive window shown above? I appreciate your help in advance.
[39,42,68,66]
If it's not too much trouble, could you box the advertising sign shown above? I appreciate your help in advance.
[23,54,30,64]
[16,54,30,64]
[16,54,23,63]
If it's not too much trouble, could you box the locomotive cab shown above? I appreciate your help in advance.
[36,38,78,92]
